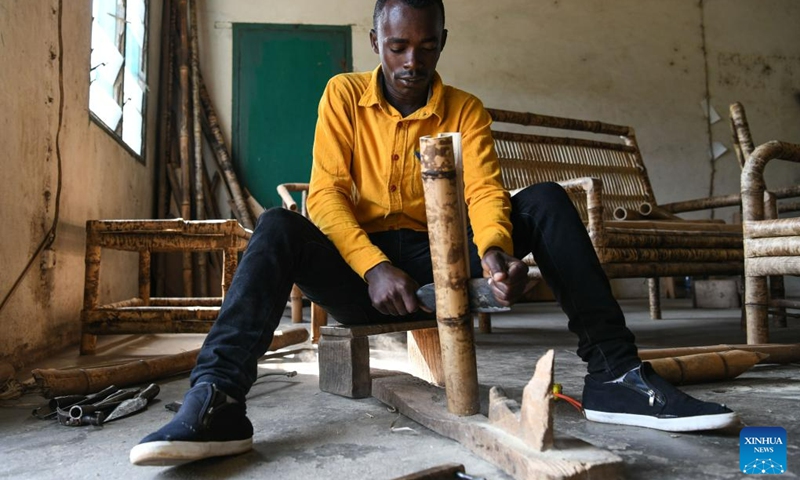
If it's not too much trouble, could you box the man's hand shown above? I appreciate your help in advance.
[481,248,529,307]
[364,262,422,316]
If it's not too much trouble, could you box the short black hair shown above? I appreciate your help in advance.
[373,0,445,29]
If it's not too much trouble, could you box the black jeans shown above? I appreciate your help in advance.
[192,182,640,402]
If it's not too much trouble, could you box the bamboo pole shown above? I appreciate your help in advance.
[199,75,254,229]
[638,343,800,365]
[188,0,208,297]
[419,134,479,416]
[154,0,175,297]
[176,0,193,296]
[648,350,767,385]
[32,326,309,398]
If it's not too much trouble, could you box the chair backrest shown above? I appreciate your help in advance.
[487,108,657,222]
[729,102,755,170]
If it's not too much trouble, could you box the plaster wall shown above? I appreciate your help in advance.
[0,0,161,366]
[197,0,800,298]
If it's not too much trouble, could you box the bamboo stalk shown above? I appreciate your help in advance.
[189,0,208,297]
[199,75,254,229]
[745,219,800,238]
[601,261,741,277]
[176,0,193,297]
[747,236,800,258]
[604,231,742,249]
[746,256,800,276]
[648,350,767,385]
[487,107,631,137]
[202,160,223,272]
[419,134,479,416]
[638,343,800,364]
[154,0,175,297]
[598,247,742,263]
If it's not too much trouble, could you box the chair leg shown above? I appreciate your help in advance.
[290,284,303,323]
[648,278,662,320]
[80,241,101,355]
[745,275,770,344]
[478,313,492,333]
[311,302,328,344]
[768,275,787,328]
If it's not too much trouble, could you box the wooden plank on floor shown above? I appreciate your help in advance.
[372,372,623,480]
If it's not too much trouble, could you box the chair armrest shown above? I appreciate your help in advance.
[276,183,309,212]
[555,177,605,234]
[742,141,800,222]
[659,193,742,214]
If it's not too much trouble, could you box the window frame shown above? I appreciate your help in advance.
[88,0,150,164]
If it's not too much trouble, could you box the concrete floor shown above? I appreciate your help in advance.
[1,298,799,479]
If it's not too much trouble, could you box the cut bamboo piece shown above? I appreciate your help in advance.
[638,343,800,365]
[419,133,479,416]
[647,350,767,385]
[33,326,309,398]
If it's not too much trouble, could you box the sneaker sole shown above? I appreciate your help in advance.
[584,409,739,432]
[130,438,253,466]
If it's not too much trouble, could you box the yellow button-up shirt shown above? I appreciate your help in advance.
[307,66,512,278]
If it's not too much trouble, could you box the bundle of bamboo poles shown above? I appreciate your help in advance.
[153,0,257,298]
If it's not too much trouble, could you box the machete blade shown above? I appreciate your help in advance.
[104,384,160,422]
[416,278,511,314]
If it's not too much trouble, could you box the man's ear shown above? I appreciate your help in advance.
[440,29,448,52]
[370,29,379,54]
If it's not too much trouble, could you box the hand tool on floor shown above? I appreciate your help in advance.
[416,277,511,314]
[104,384,160,422]
[33,385,121,420]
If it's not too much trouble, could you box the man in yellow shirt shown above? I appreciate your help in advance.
[131,0,738,466]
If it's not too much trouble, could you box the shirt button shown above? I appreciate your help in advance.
[392,154,399,161]
[390,185,397,192]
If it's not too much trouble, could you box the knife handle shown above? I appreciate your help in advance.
[138,383,160,402]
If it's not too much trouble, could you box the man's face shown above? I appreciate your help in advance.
[370,0,447,103]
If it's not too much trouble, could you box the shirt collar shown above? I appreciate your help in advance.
[359,65,445,122]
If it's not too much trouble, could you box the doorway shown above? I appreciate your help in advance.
[232,24,352,208]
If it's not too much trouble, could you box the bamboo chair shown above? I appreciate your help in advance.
[80,219,251,354]
[741,141,800,343]
[729,102,800,327]
[486,108,744,322]
[730,103,800,215]
[276,183,328,343]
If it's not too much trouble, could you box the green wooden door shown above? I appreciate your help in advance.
[233,24,352,209]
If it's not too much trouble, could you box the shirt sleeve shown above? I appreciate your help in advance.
[307,78,389,279]
[460,97,514,257]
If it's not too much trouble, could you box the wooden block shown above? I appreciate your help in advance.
[373,372,623,480]
[478,313,492,334]
[487,350,554,452]
[408,328,444,386]
[318,335,371,398]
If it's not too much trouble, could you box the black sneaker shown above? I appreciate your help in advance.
[582,363,739,432]
[130,383,253,466]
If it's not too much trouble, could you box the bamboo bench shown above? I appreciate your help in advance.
[486,108,744,322]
